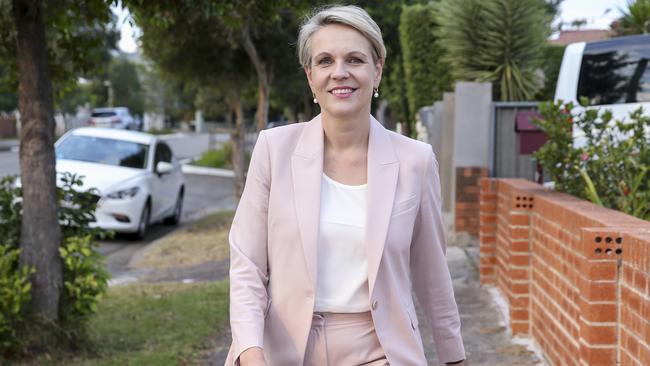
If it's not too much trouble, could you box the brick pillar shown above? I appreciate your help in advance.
[578,228,622,366]
[479,178,497,284]
[455,167,487,236]
[505,188,534,335]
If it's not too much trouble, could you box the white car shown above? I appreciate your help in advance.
[55,127,185,238]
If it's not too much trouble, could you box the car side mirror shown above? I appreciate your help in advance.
[156,161,173,175]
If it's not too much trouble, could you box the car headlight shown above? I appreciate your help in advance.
[106,186,139,199]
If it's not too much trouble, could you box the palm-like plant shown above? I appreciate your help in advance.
[435,0,551,101]
[618,0,650,35]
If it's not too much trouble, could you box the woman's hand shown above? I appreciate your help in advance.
[239,347,269,366]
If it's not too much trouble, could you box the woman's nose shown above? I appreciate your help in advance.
[331,61,349,80]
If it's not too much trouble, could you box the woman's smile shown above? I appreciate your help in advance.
[329,86,358,98]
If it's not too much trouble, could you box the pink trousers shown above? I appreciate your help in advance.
[304,311,389,366]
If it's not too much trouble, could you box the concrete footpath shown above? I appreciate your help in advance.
[206,238,545,365]
[423,242,544,365]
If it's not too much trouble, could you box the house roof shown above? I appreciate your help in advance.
[549,29,612,45]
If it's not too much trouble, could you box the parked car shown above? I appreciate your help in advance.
[88,107,140,130]
[554,34,650,146]
[54,127,185,238]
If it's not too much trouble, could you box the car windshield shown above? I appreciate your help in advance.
[56,135,149,169]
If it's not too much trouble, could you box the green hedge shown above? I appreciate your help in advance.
[399,3,452,130]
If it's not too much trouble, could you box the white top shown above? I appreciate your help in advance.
[315,173,370,313]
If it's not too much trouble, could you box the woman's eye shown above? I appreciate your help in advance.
[348,58,363,64]
[317,58,332,65]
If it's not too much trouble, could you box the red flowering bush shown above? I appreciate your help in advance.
[533,99,649,220]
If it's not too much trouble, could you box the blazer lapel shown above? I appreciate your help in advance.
[291,115,324,291]
[365,117,399,298]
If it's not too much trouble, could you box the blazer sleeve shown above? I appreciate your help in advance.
[228,131,271,362]
[410,148,466,363]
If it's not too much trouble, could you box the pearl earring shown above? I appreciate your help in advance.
[373,88,379,98]
[313,93,318,104]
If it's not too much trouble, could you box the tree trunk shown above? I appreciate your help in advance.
[12,0,63,322]
[229,92,246,202]
[241,24,272,132]
[255,77,270,132]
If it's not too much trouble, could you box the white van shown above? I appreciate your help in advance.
[88,107,139,130]
[554,34,650,145]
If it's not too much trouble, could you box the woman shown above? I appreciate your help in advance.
[226,5,465,366]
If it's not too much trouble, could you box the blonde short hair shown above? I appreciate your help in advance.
[298,5,386,69]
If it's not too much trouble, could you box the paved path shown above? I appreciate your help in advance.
[427,246,543,365]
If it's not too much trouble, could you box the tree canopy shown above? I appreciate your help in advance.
[617,0,650,35]
[435,0,551,101]
[0,0,118,108]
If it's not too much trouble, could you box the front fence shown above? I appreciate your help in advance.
[479,178,650,366]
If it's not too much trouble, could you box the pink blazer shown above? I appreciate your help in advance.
[226,115,465,365]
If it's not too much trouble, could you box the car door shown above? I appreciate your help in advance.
[151,142,176,221]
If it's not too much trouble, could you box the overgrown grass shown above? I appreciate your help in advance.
[16,281,230,365]
[131,210,234,270]
[192,143,232,169]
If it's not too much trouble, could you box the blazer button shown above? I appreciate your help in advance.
[371,300,378,310]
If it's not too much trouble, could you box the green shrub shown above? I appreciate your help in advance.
[193,142,233,169]
[57,173,110,241]
[0,172,110,356]
[59,235,110,339]
[533,100,650,219]
[0,176,22,248]
[0,245,32,353]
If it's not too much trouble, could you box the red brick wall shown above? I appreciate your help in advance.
[620,231,650,365]
[479,178,650,366]
[479,179,497,282]
[455,167,487,236]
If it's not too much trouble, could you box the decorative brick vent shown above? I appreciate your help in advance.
[479,178,650,366]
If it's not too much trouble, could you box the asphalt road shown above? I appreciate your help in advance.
[99,173,235,276]
[0,149,20,176]
[0,135,237,277]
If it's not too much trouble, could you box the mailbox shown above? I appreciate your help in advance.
[515,111,547,154]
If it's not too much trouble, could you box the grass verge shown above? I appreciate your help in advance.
[146,128,175,135]
[192,143,232,169]
[16,280,229,365]
[131,210,234,270]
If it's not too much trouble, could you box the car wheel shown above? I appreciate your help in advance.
[134,201,150,240]
[164,190,183,225]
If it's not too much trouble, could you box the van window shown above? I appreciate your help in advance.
[577,36,650,106]
[91,111,117,118]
